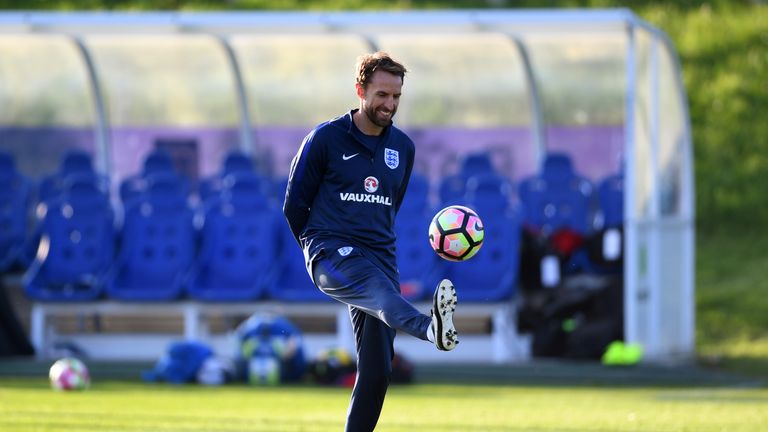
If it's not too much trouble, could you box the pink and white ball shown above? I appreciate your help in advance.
[49,357,91,391]
[428,205,485,262]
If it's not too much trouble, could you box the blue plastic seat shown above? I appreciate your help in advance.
[119,149,184,205]
[199,151,252,200]
[395,173,435,301]
[268,220,330,302]
[61,150,93,173]
[434,173,522,301]
[437,151,499,208]
[461,153,495,176]
[587,172,625,272]
[24,174,114,301]
[517,153,597,287]
[399,172,431,214]
[465,172,514,212]
[108,173,193,301]
[518,153,594,236]
[0,151,33,272]
[190,173,278,301]
[222,151,255,174]
[142,149,175,175]
[437,174,468,207]
[38,150,109,203]
[598,173,623,228]
[540,153,573,181]
[266,177,329,302]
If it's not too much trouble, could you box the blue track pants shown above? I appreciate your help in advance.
[312,247,431,432]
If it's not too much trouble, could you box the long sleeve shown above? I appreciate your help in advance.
[283,129,326,246]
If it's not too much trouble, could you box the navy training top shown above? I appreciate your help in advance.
[283,109,415,282]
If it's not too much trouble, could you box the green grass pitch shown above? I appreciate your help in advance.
[2,378,767,431]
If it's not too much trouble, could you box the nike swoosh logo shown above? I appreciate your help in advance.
[342,153,359,161]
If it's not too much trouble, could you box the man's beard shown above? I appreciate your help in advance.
[364,104,394,129]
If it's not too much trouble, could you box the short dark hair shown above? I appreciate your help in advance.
[355,51,407,88]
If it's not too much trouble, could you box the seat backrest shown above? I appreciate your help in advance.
[198,173,275,284]
[464,173,513,217]
[222,173,269,211]
[36,174,114,281]
[199,210,275,285]
[0,151,15,183]
[598,173,624,228]
[399,172,430,213]
[199,153,265,204]
[440,209,522,301]
[0,151,29,210]
[120,173,193,281]
[395,211,434,301]
[0,186,20,265]
[119,176,147,206]
[223,151,254,175]
[548,177,593,234]
[518,153,594,235]
[0,152,32,270]
[438,151,497,208]
[437,174,468,208]
[266,216,330,302]
[61,150,94,175]
[143,149,175,176]
[541,152,574,182]
[145,173,187,211]
[39,150,108,203]
[460,152,494,178]
[65,174,113,214]
[197,177,222,204]
[395,175,434,300]
[519,178,593,235]
[120,149,184,205]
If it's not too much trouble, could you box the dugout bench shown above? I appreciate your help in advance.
[29,300,531,363]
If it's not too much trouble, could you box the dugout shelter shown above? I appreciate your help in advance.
[0,9,694,362]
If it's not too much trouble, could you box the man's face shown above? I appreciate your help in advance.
[358,69,403,128]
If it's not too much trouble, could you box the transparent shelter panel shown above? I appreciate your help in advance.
[230,33,368,179]
[376,33,535,188]
[85,34,241,190]
[0,34,96,178]
[657,42,688,218]
[632,29,655,221]
[523,33,627,181]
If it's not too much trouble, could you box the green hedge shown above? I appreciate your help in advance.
[640,3,768,233]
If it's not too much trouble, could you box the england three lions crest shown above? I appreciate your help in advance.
[384,148,399,169]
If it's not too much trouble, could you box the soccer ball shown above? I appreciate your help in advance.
[49,357,90,391]
[428,205,484,262]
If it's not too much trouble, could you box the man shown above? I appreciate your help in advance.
[283,51,459,431]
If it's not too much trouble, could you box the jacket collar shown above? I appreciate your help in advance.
[345,109,392,140]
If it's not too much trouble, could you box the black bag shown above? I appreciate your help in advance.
[528,277,623,360]
[0,278,35,357]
